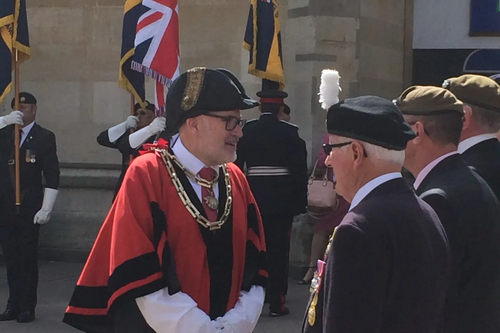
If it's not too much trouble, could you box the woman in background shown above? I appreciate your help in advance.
[298,134,349,285]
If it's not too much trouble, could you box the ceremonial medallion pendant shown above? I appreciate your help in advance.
[204,194,219,210]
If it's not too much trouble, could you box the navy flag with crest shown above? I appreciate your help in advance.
[243,0,285,88]
[119,0,146,106]
[0,0,30,104]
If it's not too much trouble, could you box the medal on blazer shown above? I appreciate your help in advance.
[308,227,338,326]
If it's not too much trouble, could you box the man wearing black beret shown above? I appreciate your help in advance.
[443,74,500,202]
[235,89,308,316]
[64,67,268,333]
[96,100,167,199]
[395,85,500,333]
[0,92,60,323]
[302,95,450,333]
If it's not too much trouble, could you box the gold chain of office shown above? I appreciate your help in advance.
[158,149,232,231]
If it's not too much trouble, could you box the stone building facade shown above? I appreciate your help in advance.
[0,0,413,262]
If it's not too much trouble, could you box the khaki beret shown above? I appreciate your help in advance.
[443,74,500,112]
[394,86,464,116]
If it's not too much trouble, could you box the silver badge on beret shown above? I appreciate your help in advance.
[20,96,25,102]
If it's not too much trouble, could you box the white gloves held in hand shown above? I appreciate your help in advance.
[0,111,24,129]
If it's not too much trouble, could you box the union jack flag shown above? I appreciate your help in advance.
[131,0,180,115]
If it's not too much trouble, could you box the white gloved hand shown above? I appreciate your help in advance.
[148,117,166,134]
[0,110,24,129]
[128,117,166,149]
[108,116,138,143]
[125,115,138,130]
[33,188,59,225]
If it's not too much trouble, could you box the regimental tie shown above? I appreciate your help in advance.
[198,167,218,221]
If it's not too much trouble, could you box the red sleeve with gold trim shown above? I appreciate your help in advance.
[228,164,268,291]
[63,152,174,332]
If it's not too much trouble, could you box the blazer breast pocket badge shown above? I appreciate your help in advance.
[25,149,36,163]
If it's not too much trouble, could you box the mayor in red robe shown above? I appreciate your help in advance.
[63,67,268,333]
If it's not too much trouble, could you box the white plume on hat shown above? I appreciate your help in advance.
[318,70,341,111]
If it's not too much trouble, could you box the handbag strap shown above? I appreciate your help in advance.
[308,159,320,184]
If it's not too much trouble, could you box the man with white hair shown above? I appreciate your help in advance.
[395,85,500,333]
[302,95,450,333]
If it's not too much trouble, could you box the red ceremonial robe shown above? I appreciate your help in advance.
[63,149,268,332]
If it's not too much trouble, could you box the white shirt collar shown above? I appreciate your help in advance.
[349,172,402,211]
[171,135,219,176]
[413,151,458,190]
[21,121,35,135]
[457,134,498,154]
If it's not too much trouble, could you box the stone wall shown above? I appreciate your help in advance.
[0,0,413,262]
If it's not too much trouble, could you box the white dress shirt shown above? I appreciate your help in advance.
[20,121,35,146]
[136,134,264,333]
[171,134,220,201]
[349,172,402,211]
[413,152,458,191]
[457,134,498,154]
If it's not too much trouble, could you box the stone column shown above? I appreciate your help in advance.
[284,0,412,276]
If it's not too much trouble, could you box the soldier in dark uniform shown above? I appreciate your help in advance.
[442,74,500,201]
[0,92,60,323]
[235,89,308,316]
[395,86,500,333]
[302,95,450,333]
[96,101,166,198]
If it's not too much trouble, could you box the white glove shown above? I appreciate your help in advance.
[108,116,138,143]
[125,115,138,130]
[0,110,24,129]
[213,286,264,333]
[129,117,166,149]
[33,188,59,225]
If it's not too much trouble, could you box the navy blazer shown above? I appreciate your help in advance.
[303,178,450,333]
[416,154,500,333]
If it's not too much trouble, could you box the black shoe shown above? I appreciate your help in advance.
[0,308,18,321]
[17,310,35,323]
[269,306,290,317]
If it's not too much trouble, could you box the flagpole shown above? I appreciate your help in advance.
[14,49,21,209]
[129,93,135,163]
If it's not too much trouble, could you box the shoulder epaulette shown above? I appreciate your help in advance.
[280,120,299,129]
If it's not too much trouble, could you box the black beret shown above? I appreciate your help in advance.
[11,92,37,108]
[165,67,258,133]
[443,74,500,112]
[327,96,416,151]
[134,100,155,113]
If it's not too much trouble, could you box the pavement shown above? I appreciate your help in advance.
[0,261,311,333]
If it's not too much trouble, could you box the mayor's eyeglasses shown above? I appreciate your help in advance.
[204,113,247,131]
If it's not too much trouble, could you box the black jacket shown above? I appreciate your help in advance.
[97,130,169,198]
[0,123,60,222]
[461,138,500,202]
[416,154,500,333]
[235,114,308,216]
[303,178,450,333]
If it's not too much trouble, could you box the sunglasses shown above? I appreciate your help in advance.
[322,142,352,154]
[204,113,247,131]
